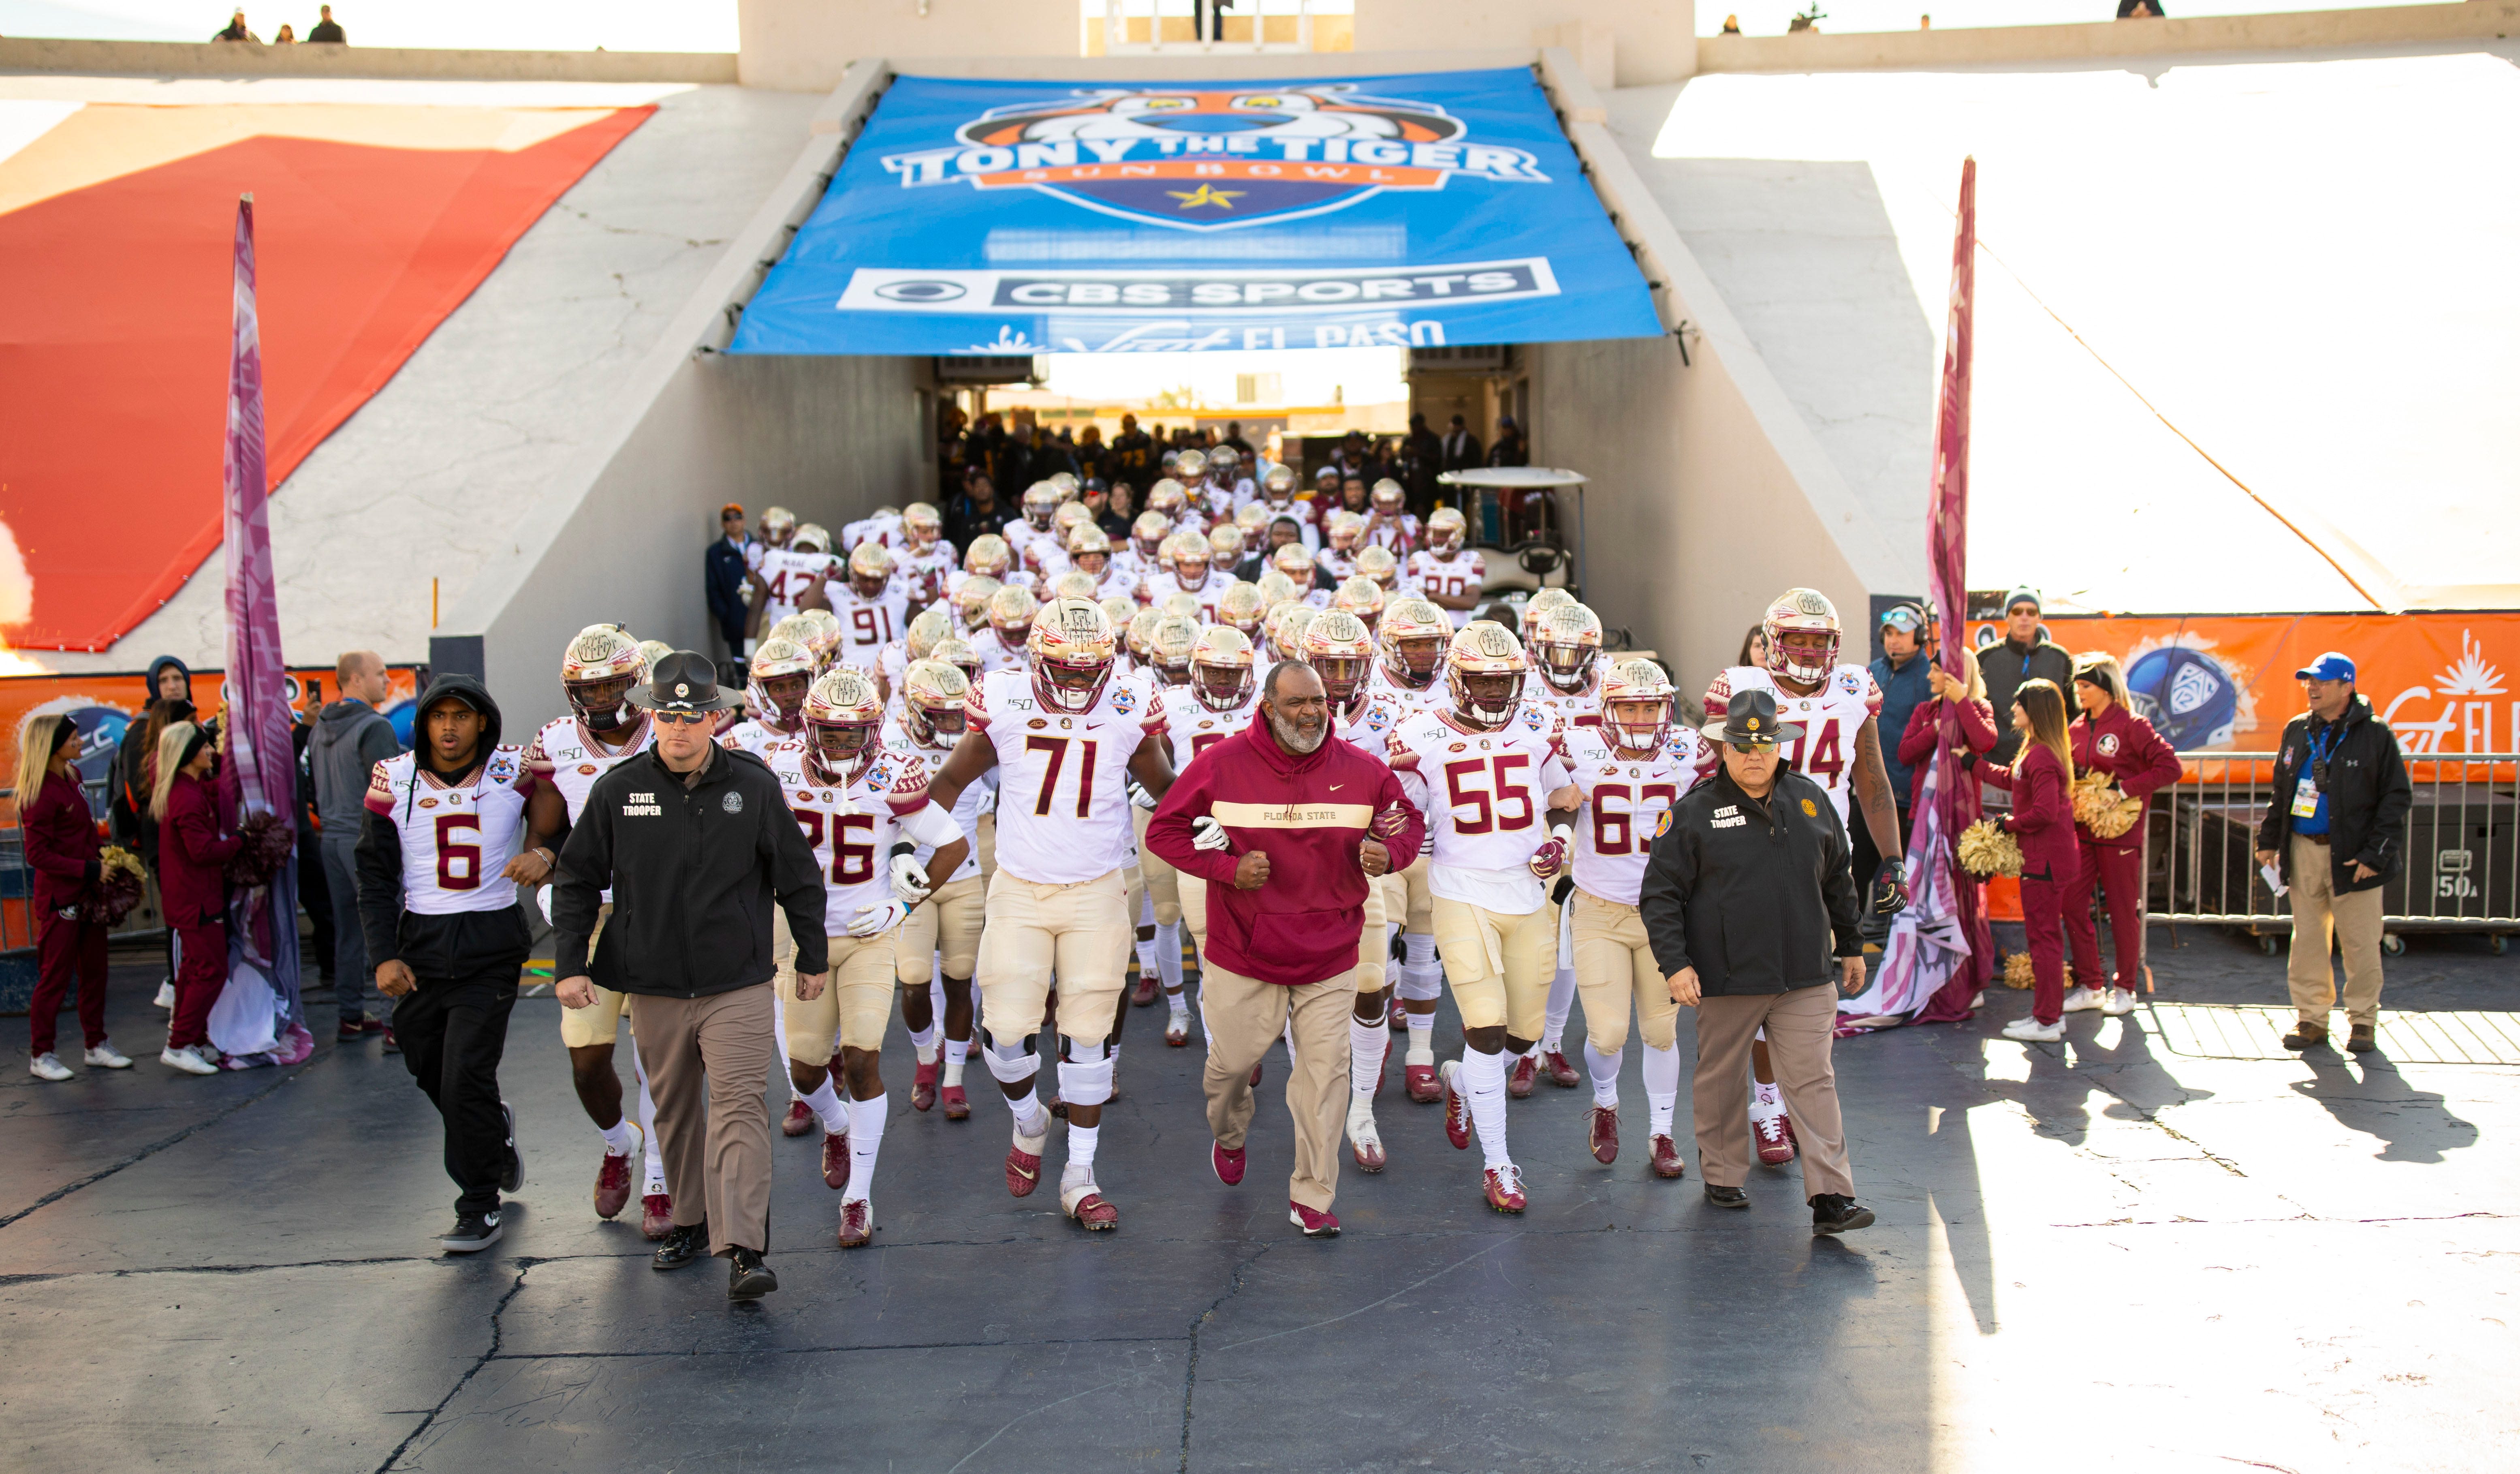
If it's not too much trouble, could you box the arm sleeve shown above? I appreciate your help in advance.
[767,784,830,976]
[1979,758,2017,794]
[899,800,963,850]
[549,792,612,982]
[1373,764,1427,872]
[355,809,406,967]
[1145,757,1239,886]
[2358,726,2414,876]
[2005,755,2064,835]
[1637,817,1697,978]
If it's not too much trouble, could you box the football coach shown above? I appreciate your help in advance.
[1640,688,1875,1236]
[551,651,829,1300]
[1146,659,1423,1239]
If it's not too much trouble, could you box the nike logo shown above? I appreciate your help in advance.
[1329,783,1345,791]
[1012,1162,1037,1181]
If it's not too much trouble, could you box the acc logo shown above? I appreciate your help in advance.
[1801,798,1819,817]
[1448,742,1468,753]
[577,763,598,776]
[418,797,438,809]
[882,85,1546,232]
[2098,733,2121,757]
[1029,718,1050,730]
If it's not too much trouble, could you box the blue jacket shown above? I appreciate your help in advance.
[705,535,753,635]
[1870,651,1933,806]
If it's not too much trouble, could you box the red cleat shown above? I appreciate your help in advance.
[1249,1059,1264,1088]
[1649,1134,1687,1180]
[1212,1140,1247,1186]
[1779,1110,1799,1152]
[912,1057,939,1112]
[835,1199,873,1249]
[1006,1127,1046,1198]
[640,1191,674,1240]
[1542,1049,1580,1088]
[1482,1163,1528,1214]
[1507,1055,1538,1099]
[1348,1099,1385,1172]
[1387,995,1407,1030]
[1165,1015,1189,1047]
[1753,1107,1796,1166]
[1440,1061,1471,1150]
[594,1146,634,1219]
[1132,971,1160,1007]
[1289,1200,1341,1237]
[821,1131,850,1190]
[1587,1106,1619,1164]
[782,1100,815,1138]
[940,1084,970,1120]
[1064,1187,1119,1231]
[1406,1063,1443,1104]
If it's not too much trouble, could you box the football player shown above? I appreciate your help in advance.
[1351,598,1452,1098]
[1157,627,1262,986]
[971,584,1038,676]
[1406,507,1485,628]
[1256,464,1317,551]
[1207,523,1248,583]
[1125,613,1203,1034]
[830,541,910,679]
[957,533,1031,595]
[1145,477,1198,537]
[1332,575,1385,634]
[1171,449,1221,524]
[784,609,845,675]
[927,599,1177,1232]
[1385,623,1580,1214]
[1354,545,1410,600]
[841,503,904,555]
[1050,570,1100,604]
[1318,511,1364,586]
[515,626,669,1237]
[896,501,957,608]
[1068,522,1136,605]
[1700,588,1907,1164]
[1217,581,1267,641]
[1158,531,1237,623]
[1563,661,1702,1178]
[880,607,954,711]
[1273,541,1331,607]
[882,659,993,1126]
[1203,444,1252,516]
[1116,510,1172,598]
[1522,601,1609,1092]
[752,522,835,636]
[770,667,969,1248]
[1526,587,1576,621]
[950,575,1002,638]
[1004,481,1063,567]
[1362,479,1420,556]
[721,637,816,758]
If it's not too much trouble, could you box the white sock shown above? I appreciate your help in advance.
[1136,933,1161,982]
[1460,1048,1512,1170]
[1518,1041,1541,1064]
[1068,1121,1100,1174]
[1403,932,1439,998]
[804,1078,851,1136]
[1583,1041,1623,1108]
[1009,1088,1047,1137]
[843,1092,887,1206]
[944,1036,969,1087]
[1155,922,1184,992]
[1543,965,1577,1053]
[1406,1013,1434,1067]
[1753,1078,1781,1111]
[911,1020,938,1059]
[632,1050,665,1190]
[1282,1020,1297,1062]
[1643,1042,1680,1137]
[1350,1016,1388,1101]
[1168,988,1190,1021]
[598,1115,636,1157]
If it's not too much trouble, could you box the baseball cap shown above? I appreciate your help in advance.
[1880,602,1926,633]
[720,502,744,518]
[2294,651,2355,682]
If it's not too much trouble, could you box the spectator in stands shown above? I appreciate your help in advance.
[1219,420,1254,458]
[2117,0,2164,16]
[2255,652,2409,1055]
[271,21,296,41]
[1074,424,1108,483]
[705,503,754,669]
[1978,588,2076,767]
[1111,412,1154,492]
[213,9,258,41]
[1441,414,1483,473]
[153,721,240,1075]
[312,651,404,1042]
[306,4,346,42]
[1865,603,1933,879]
[946,466,1016,551]
[20,715,131,1081]
[1487,416,1529,467]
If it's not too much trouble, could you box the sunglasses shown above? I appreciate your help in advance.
[652,710,713,726]
[1881,608,1923,632]
[1728,742,1780,756]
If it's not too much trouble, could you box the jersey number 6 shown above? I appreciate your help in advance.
[435,813,482,891]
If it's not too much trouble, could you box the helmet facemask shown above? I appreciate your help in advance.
[568,674,635,732]
[808,716,878,781]
[1773,629,1838,687]
[1036,653,1112,715]
[1312,654,1366,704]
[1388,633,1446,689]
[1541,640,1597,694]
[1193,659,1254,713]
[1605,695,1672,755]
[756,672,811,727]
[1450,667,1522,730]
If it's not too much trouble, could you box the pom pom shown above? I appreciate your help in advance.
[1957,819,2023,877]
[1998,952,2074,991]
[223,811,297,888]
[81,845,149,925]
[2071,772,2143,840]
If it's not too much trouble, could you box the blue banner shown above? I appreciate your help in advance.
[729,69,1663,356]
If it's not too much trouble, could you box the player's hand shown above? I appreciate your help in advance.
[1233,850,1271,890]
[1191,815,1232,851]
[890,853,932,907]
[848,900,908,938]
[1130,780,1159,811]
[556,975,597,1009]
[1839,954,1869,997]
[1527,826,1572,880]
[502,847,552,886]
[1666,966,1701,1007]
[1871,859,1909,915]
[376,959,416,999]
[1372,802,1411,839]
[1359,837,1391,877]
[795,969,827,1002]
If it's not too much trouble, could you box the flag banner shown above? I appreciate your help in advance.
[730,70,1663,356]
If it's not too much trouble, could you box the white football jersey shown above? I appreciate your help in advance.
[829,585,910,672]
[1700,663,1882,826]
[524,715,654,824]
[1158,683,1260,774]
[1565,725,1702,908]
[363,747,535,916]
[1334,682,1424,762]
[964,627,1025,676]
[1316,547,1357,585]
[719,717,803,760]
[765,744,954,931]
[1524,672,1604,738]
[882,714,991,885]
[756,547,835,630]
[1386,704,1571,913]
[1090,567,1140,606]
[841,511,904,552]
[967,666,1165,885]
[1365,513,1420,556]
[1143,569,1238,624]
[895,541,957,608]
[1405,550,1487,627]
[1109,549,1160,599]
[1021,541,1071,582]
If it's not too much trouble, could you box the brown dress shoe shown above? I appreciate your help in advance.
[2282,1020,2329,1050]
[2347,1023,2378,1053]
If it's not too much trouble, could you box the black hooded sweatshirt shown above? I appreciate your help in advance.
[355,674,532,980]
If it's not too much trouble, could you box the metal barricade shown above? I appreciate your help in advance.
[2151,751,2520,954]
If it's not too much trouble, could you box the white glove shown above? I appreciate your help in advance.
[891,852,932,907]
[1130,779,1159,811]
[1191,815,1232,851]
[847,899,908,938]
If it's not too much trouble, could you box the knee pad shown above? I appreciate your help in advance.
[1057,1042,1115,1107]
[980,1029,1038,1085]
[1154,902,1181,928]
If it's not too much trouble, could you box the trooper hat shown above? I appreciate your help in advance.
[628,650,743,714]
[1702,687,1805,748]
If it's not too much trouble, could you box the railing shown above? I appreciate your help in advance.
[2149,751,2519,950]
[1101,0,1316,55]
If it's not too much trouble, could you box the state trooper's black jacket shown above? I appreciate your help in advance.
[551,742,826,997]
[1639,766,1860,997]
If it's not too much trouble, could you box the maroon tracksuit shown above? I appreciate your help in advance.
[1985,744,2077,1024]
[2067,705,2183,991]
[158,772,241,1051]
[23,769,109,1058]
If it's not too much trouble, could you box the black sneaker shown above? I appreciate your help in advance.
[441,1208,503,1254]
[1703,1184,1749,1209]
[499,1100,524,1193]
[652,1221,709,1271]
[728,1246,778,1301]
[1810,1193,1876,1235]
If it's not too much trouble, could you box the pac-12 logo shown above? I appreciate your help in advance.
[880,86,1547,232]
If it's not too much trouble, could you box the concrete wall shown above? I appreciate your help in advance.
[1354,1,1698,87]
[739,0,1079,92]
[0,35,735,83]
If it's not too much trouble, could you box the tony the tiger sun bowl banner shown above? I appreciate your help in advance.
[730,69,1661,357]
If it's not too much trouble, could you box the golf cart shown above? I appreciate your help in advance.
[1434,465,1587,605]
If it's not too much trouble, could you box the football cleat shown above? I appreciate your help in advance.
[821,1131,850,1191]
[835,1199,873,1249]
[594,1142,635,1220]
[1062,1174,1119,1230]
[912,1058,938,1112]
[1006,1125,1047,1198]
[1406,1063,1443,1103]
[1440,1061,1471,1149]
[940,1084,970,1121]
[782,1100,815,1138]
[1212,1140,1247,1186]
[641,1191,675,1239]
[1249,1059,1264,1089]
[1753,1105,1796,1166]
[1165,1015,1189,1047]
[1482,1164,1528,1214]
[1387,994,1407,1030]
[1348,1097,1386,1173]
[1542,1049,1580,1088]
[1506,1054,1538,1099]
[1649,1134,1687,1180]
[1587,1106,1620,1164]
[1289,1201,1341,1238]
[1132,971,1159,1006]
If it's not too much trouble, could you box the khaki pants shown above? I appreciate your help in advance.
[2287,833,2387,1027]
[898,873,986,982]
[1571,889,1676,1053]
[1431,894,1559,1038]
[1200,959,1355,1212]
[1692,985,1853,1198]
[780,930,898,1058]
[1380,853,1434,935]
[630,984,777,1256]
[976,868,1132,1044]
[557,903,626,1048]
[1133,806,1182,926]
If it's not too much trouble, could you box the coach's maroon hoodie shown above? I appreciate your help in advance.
[1147,708,1424,987]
